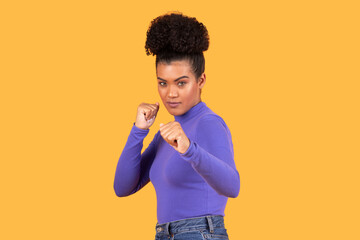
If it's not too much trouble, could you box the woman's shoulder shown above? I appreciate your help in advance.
[197,109,229,132]
[195,109,233,146]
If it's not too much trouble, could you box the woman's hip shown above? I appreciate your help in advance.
[154,215,229,240]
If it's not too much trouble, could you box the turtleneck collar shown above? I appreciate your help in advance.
[174,101,206,124]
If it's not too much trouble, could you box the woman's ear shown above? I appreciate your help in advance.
[198,72,206,89]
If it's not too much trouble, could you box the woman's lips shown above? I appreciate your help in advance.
[167,102,181,108]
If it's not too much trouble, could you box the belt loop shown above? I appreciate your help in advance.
[206,216,214,233]
[165,222,170,236]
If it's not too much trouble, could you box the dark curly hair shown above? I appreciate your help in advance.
[145,12,209,80]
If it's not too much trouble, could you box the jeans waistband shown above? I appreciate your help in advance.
[155,215,225,236]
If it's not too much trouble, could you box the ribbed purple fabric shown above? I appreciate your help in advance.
[114,101,240,224]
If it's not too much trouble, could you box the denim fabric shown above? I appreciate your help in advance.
[154,215,229,240]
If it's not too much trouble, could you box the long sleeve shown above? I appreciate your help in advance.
[180,114,240,198]
[113,123,159,197]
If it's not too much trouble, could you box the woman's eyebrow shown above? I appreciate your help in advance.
[157,76,189,82]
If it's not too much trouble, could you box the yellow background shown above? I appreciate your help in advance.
[1,0,359,239]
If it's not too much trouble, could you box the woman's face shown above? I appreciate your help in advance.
[156,60,206,116]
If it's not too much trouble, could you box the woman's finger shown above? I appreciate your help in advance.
[160,122,179,142]
[160,127,171,139]
[144,108,152,120]
[159,122,172,135]
[149,109,156,120]
[147,105,159,118]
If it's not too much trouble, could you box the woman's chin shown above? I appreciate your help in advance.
[166,107,184,116]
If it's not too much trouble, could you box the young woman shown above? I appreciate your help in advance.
[114,12,240,240]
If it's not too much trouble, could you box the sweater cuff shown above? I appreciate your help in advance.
[131,122,150,136]
[180,139,196,161]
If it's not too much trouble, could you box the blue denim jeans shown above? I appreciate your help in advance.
[154,215,229,240]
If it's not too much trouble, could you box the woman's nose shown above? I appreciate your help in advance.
[168,86,178,97]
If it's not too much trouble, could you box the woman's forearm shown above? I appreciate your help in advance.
[180,140,240,198]
[113,123,156,197]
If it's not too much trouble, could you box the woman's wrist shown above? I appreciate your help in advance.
[134,122,149,130]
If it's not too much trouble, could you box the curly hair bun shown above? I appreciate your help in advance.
[145,12,209,56]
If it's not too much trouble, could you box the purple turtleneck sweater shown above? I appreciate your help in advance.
[114,101,240,224]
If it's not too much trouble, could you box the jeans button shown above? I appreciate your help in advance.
[156,227,163,233]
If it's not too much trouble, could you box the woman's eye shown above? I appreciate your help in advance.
[159,82,166,86]
[178,81,186,86]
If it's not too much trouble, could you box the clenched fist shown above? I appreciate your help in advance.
[135,102,160,130]
[159,121,190,154]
